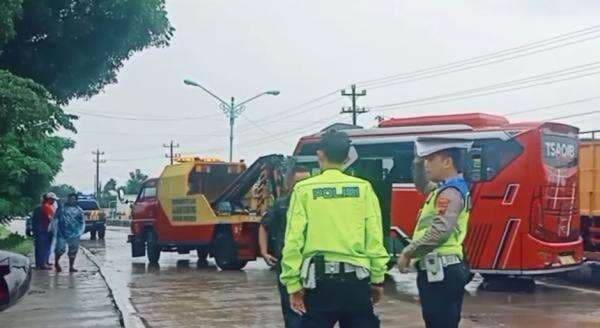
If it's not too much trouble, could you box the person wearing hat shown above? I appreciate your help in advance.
[280,130,389,328]
[397,138,472,328]
[32,192,59,269]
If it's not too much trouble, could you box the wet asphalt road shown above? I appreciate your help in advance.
[81,226,600,328]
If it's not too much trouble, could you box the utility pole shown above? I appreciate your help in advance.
[341,84,367,125]
[163,140,180,165]
[92,149,106,199]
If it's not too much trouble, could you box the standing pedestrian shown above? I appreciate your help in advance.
[32,192,59,270]
[397,138,472,328]
[280,130,390,328]
[54,193,85,273]
[259,166,311,328]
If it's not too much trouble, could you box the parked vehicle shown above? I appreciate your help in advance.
[578,130,600,262]
[78,195,106,240]
[293,113,583,278]
[0,250,32,311]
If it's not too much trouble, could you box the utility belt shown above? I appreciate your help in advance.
[416,253,462,283]
[300,255,369,289]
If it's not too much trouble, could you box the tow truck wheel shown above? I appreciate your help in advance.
[145,230,161,264]
[213,230,247,270]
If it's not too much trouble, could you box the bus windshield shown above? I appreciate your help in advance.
[541,132,578,168]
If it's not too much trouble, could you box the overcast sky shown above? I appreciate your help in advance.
[56,1,600,192]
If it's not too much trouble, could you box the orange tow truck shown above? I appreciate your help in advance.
[128,155,284,269]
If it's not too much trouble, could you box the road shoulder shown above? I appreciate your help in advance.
[1,247,123,328]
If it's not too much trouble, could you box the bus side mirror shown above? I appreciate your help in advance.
[466,147,483,183]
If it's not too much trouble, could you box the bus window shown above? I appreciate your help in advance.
[391,149,414,183]
[297,142,319,156]
[473,139,523,181]
[188,164,241,202]
[541,133,578,168]
[354,142,415,183]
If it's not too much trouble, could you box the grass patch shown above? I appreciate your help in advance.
[0,225,33,256]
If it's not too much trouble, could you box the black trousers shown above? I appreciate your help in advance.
[416,261,470,328]
[302,272,380,328]
[278,280,303,328]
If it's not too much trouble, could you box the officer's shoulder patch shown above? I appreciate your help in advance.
[435,197,450,215]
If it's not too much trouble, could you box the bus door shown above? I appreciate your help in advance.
[348,142,419,254]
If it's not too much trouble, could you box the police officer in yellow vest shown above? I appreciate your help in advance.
[280,130,390,328]
[397,138,472,328]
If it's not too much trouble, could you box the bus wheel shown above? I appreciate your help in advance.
[145,229,161,264]
[213,230,247,270]
[197,249,209,267]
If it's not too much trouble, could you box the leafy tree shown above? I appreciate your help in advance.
[48,184,77,200]
[0,0,174,103]
[99,178,117,208]
[0,0,22,49]
[0,70,75,220]
[0,1,174,220]
[103,178,117,194]
[125,170,148,195]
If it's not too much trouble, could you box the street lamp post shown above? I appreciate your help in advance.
[184,79,280,162]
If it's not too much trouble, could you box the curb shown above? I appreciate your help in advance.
[80,246,146,328]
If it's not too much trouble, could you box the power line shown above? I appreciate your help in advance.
[237,98,344,137]
[238,90,342,128]
[107,155,164,162]
[77,130,223,138]
[545,110,600,122]
[239,114,288,146]
[241,24,600,130]
[370,61,600,112]
[505,95,600,117]
[364,33,600,91]
[67,110,221,122]
[237,113,341,146]
[371,60,600,109]
[357,24,600,89]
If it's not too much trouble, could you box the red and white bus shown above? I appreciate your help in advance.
[293,113,583,277]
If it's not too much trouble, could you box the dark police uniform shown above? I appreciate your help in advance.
[261,196,302,328]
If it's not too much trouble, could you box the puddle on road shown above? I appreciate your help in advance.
[80,227,600,328]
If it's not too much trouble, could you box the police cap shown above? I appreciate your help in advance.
[415,137,473,157]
